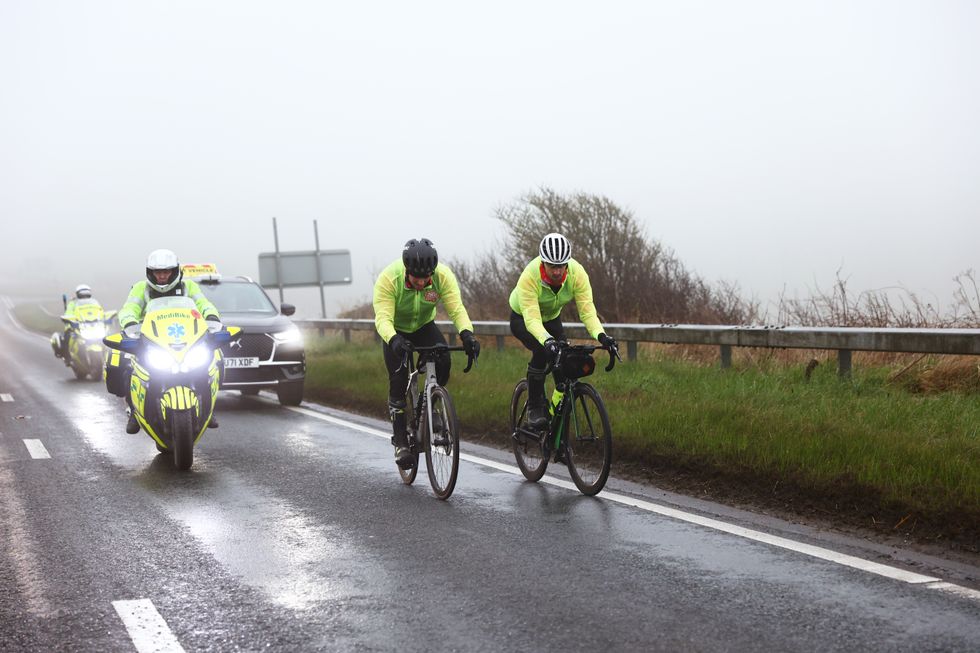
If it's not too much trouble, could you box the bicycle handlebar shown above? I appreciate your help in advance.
[552,342,622,373]
[397,343,475,374]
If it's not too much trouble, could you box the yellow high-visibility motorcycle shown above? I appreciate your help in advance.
[103,296,238,470]
[51,299,117,380]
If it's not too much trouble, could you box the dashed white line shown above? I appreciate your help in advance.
[1,393,13,402]
[22,439,50,459]
[286,403,978,602]
[112,599,185,653]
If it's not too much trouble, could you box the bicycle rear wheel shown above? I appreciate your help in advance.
[423,386,459,500]
[565,383,612,496]
[398,401,419,485]
[510,380,549,482]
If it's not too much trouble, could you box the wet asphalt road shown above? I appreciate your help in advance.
[0,302,978,652]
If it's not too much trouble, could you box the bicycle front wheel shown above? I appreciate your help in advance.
[510,380,549,482]
[565,383,612,496]
[423,386,459,500]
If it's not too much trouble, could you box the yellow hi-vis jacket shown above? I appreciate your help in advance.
[373,260,473,344]
[508,257,605,345]
[118,279,218,327]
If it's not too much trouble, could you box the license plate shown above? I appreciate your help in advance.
[224,357,259,368]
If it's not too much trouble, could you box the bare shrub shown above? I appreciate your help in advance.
[452,187,759,324]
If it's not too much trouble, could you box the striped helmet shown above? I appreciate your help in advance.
[539,233,571,265]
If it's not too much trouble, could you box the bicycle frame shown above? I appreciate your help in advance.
[399,344,474,446]
[404,354,439,444]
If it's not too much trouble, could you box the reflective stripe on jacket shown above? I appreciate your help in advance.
[373,259,473,343]
[118,279,219,327]
[508,256,604,345]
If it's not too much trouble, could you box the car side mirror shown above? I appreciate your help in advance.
[280,303,295,316]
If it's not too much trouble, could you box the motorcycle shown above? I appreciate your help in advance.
[50,299,117,380]
[103,296,238,471]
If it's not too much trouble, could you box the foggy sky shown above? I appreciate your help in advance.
[2,1,978,318]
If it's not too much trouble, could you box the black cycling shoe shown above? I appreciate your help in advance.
[394,446,414,469]
[125,411,140,434]
[208,416,219,428]
[527,404,549,430]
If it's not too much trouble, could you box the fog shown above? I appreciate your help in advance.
[2,1,978,318]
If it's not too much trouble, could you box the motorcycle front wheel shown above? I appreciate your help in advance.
[170,409,196,471]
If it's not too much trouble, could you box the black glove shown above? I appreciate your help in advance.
[460,330,480,360]
[389,334,412,357]
[598,333,617,350]
[543,338,561,362]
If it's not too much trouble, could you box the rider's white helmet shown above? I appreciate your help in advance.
[74,284,92,299]
[145,249,182,294]
[539,233,571,265]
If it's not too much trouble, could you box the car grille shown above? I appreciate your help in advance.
[223,368,274,383]
[224,333,274,361]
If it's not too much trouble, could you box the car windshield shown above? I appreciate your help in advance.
[199,282,277,316]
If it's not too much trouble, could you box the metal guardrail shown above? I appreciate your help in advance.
[293,318,980,377]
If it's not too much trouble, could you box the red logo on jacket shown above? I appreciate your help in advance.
[424,290,439,303]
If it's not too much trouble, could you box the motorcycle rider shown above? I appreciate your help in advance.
[59,284,98,363]
[118,249,222,434]
[373,238,481,468]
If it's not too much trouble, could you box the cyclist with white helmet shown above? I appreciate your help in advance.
[509,233,617,428]
[117,249,222,434]
[373,238,481,467]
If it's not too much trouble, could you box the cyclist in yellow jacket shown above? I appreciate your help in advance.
[509,233,617,428]
[118,249,222,433]
[374,238,480,467]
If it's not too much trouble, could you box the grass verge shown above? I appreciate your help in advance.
[305,335,980,549]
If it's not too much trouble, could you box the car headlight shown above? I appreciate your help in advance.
[181,343,212,371]
[272,326,303,344]
[146,346,177,372]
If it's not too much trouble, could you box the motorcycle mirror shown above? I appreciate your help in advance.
[209,330,232,347]
[103,334,140,353]
[280,303,296,316]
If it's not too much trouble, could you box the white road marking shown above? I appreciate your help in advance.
[1,393,13,402]
[112,599,185,653]
[287,403,979,602]
[22,439,50,459]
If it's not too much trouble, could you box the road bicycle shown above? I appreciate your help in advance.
[397,344,474,499]
[511,342,620,496]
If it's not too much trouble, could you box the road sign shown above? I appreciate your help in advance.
[258,250,352,288]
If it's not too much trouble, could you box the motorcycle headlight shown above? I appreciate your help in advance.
[272,326,303,344]
[80,323,107,340]
[146,347,177,372]
[181,343,212,371]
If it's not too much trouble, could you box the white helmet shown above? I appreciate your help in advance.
[74,284,92,299]
[539,233,571,265]
[146,249,182,293]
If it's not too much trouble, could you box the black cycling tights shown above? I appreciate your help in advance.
[509,311,565,369]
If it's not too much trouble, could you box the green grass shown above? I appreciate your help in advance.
[305,335,980,540]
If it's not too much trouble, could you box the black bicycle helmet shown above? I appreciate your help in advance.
[402,238,438,277]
